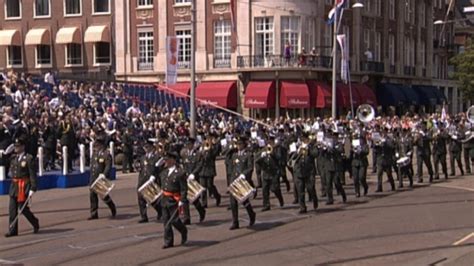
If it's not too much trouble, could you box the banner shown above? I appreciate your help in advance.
[337,34,349,83]
[166,36,179,85]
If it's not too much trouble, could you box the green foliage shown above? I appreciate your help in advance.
[450,38,474,101]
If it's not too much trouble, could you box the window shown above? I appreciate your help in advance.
[95,42,111,64]
[365,0,372,13]
[375,32,381,61]
[175,0,191,4]
[374,0,381,16]
[214,20,231,68]
[281,16,300,55]
[138,0,153,7]
[323,23,332,56]
[7,46,22,66]
[138,31,154,70]
[389,0,395,19]
[35,0,49,17]
[389,34,395,65]
[66,43,82,65]
[176,29,191,68]
[36,45,51,66]
[6,0,21,18]
[305,18,315,53]
[419,1,426,27]
[64,0,81,15]
[363,29,370,50]
[420,40,426,67]
[93,0,109,14]
[255,17,274,56]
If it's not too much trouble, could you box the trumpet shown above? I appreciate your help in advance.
[288,144,308,168]
[203,140,212,151]
[264,144,273,154]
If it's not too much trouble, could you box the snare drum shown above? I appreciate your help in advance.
[396,156,411,167]
[228,177,255,204]
[187,179,205,203]
[90,174,115,199]
[138,179,163,204]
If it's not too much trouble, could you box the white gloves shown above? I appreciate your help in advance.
[261,152,267,158]
[178,201,184,207]
[29,190,35,197]
[149,175,156,182]
[98,173,106,179]
[238,174,246,180]
[187,174,195,181]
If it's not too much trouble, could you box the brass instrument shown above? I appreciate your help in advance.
[203,140,212,151]
[467,105,474,124]
[288,144,308,168]
[264,144,273,154]
[357,104,375,124]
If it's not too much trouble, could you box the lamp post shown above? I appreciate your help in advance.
[331,0,363,119]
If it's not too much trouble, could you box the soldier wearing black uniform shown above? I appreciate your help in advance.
[137,139,163,223]
[198,138,221,208]
[414,124,434,183]
[255,136,284,211]
[351,133,369,197]
[449,126,464,176]
[432,125,449,180]
[88,135,117,220]
[290,133,318,213]
[229,137,256,230]
[181,138,206,224]
[159,152,188,249]
[5,136,40,237]
[122,127,134,173]
[321,130,347,204]
[396,128,414,188]
[0,116,14,177]
[274,133,291,192]
[373,128,396,192]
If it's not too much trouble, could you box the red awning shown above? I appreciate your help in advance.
[307,80,332,108]
[337,83,360,108]
[244,81,275,109]
[196,81,237,108]
[352,83,377,106]
[280,81,310,108]
[158,83,190,98]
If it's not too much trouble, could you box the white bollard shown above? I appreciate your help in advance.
[62,146,68,175]
[89,141,94,163]
[109,141,115,167]
[0,166,5,181]
[38,147,44,176]
[79,144,85,173]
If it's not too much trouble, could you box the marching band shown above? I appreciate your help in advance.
[4,103,474,249]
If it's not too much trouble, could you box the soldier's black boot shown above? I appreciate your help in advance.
[390,181,396,191]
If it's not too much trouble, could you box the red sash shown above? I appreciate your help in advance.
[13,178,28,202]
[163,191,181,202]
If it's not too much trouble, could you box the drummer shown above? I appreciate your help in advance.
[137,139,163,223]
[396,128,414,188]
[180,137,206,224]
[88,134,117,220]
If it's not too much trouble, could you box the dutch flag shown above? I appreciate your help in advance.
[327,0,346,25]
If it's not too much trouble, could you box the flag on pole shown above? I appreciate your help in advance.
[230,0,237,32]
[337,34,349,83]
[327,0,346,24]
[166,36,179,85]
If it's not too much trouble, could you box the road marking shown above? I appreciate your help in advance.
[433,184,474,192]
[0,259,17,264]
[453,232,474,246]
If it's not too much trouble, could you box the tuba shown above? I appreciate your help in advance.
[467,106,474,124]
[357,104,375,124]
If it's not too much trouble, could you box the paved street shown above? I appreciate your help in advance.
[1,161,474,265]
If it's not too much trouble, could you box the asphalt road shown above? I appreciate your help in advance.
[1,161,474,266]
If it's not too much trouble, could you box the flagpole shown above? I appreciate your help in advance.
[190,0,196,138]
[331,0,338,119]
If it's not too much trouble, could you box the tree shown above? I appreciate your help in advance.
[450,38,474,101]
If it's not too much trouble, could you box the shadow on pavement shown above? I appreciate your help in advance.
[37,228,74,235]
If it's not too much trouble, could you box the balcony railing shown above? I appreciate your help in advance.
[404,66,416,76]
[214,56,231,68]
[138,61,153,71]
[178,61,190,69]
[360,61,384,73]
[237,54,332,69]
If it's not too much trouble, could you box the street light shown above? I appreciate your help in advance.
[331,0,364,119]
